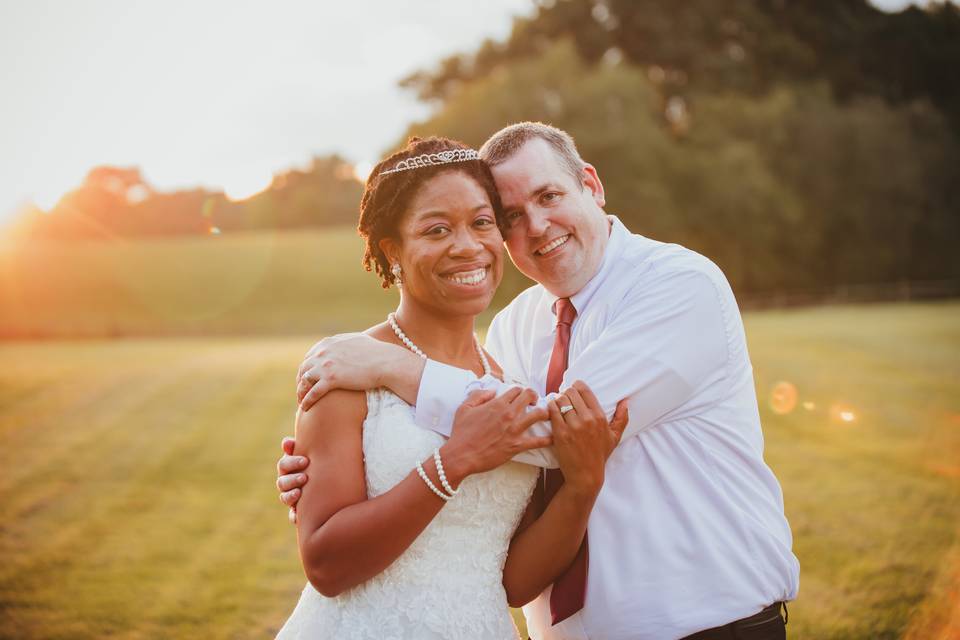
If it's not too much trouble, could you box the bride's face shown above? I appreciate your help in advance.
[381,170,504,317]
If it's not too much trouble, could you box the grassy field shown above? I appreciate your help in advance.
[0,228,394,337]
[0,227,529,338]
[1,302,958,639]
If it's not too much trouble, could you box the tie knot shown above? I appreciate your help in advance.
[555,298,577,327]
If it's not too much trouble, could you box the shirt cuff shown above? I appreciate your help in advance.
[414,359,481,437]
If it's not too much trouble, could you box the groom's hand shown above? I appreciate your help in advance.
[297,333,423,411]
[277,436,309,524]
[297,333,373,410]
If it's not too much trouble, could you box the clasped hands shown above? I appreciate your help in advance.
[279,335,628,522]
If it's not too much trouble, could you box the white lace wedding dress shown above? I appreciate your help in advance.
[276,388,539,640]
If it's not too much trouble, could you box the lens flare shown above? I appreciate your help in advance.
[802,401,816,411]
[830,404,858,425]
[769,381,798,415]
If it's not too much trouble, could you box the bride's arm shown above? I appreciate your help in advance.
[295,388,551,597]
[501,388,629,608]
[294,390,444,596]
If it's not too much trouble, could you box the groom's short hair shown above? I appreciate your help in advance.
[479,122,585,187]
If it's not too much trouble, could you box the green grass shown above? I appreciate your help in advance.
[0,303,958,639]
[745,303,960,639]
[0,227,528,338]
[0,228,393,337]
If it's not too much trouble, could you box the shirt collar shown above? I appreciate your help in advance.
[548,215,629,317]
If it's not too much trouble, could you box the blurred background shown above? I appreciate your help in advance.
[0,0,958,638]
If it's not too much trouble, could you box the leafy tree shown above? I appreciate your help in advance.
[12,155,364,240]
[403,0,960,134]
[401,36,958,296]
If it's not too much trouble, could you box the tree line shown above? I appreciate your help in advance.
[400,0,959,296]
[10,0,959,297]
[10,156,363,240]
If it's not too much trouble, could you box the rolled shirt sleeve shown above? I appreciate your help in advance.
[414,354,561,468]
[414,359,489,437]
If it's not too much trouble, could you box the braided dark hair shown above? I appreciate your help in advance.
[358,136,504,288]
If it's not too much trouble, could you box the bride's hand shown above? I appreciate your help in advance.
[440,388,552,485]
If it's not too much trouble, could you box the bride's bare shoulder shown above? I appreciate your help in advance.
[364,322,400,345]
[294,324,399,442]
[295,388,367,444]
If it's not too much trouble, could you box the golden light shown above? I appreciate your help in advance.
[223,171,274,202]
[208,226,221,236]
[769,381,798,415]
[802,401,816,411]
[830,404,858,425]
[353,161,373,183]
[199,198,216,220]
[30,180,79,211]
[21,164,97,212]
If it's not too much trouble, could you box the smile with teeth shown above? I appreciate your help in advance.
[534,234,571,256]
[443,267,488,286]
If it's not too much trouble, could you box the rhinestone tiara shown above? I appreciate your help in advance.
[378,149,480,176]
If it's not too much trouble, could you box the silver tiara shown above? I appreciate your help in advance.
[379,149,480,176]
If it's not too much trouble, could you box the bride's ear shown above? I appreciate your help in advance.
[379,237,401,270]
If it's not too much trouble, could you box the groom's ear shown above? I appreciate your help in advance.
[581,164,606,208]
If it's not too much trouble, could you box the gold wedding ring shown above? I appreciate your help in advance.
[559,405,575,415]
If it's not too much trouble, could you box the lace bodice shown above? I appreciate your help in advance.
[276,388,538,640]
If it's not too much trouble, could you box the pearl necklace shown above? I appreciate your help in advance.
[387,312,491,377]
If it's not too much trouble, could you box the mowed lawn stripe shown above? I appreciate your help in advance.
[0,350,248,562]
[133,364,303,638]
[0,338,309,639]
[0,303,958,638]
[747,302,960,638]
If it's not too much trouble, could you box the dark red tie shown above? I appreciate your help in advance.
[543,298,588,625]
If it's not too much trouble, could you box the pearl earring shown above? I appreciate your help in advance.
[391,263,403,287]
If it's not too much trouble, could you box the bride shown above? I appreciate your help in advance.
[276,137,625,639]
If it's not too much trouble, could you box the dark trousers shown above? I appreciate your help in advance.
[528,602,788,640]
[680,602,787,640]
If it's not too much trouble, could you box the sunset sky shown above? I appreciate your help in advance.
[0,0,920,223]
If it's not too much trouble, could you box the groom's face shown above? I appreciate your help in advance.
[492,138,609,298]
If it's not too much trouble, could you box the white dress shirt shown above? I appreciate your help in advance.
[415,216,799,639]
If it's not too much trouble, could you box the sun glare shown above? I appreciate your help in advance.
[31,184,75,211]
[223,172,274,202]
[353,161,374,183]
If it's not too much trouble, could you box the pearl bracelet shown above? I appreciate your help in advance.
[416,460,451,502]
[433,448,459,497]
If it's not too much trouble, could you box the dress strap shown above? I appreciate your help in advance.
[364,387,385,419]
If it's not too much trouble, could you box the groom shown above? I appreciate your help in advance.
[277,122,799,639]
